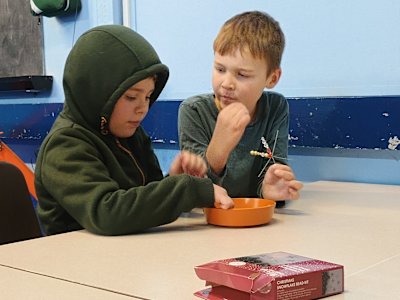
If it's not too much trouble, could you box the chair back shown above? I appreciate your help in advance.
[0,162,42,245]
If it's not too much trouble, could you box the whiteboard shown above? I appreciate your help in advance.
[0,0,44,77]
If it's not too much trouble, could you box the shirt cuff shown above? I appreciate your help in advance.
[207,165,227,185]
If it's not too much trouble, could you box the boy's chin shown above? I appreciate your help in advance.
[112,128,137,138]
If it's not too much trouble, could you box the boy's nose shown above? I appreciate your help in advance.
[221,74,235,90]
[135,99,149,114]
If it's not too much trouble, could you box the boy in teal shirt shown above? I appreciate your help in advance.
[178,11,303,204]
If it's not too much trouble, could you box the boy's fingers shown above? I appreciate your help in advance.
[190,157,205,176]
[180,151,207,177]
[216,198,234,209]
[273,169,295,181]
[198,158,207,175]
[270,163,291,173]
[236,113,251,130]
[219,103,250,129]
[288,187,301,200]
[289,180,303,191]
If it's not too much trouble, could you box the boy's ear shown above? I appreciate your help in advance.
[265,68,282,89]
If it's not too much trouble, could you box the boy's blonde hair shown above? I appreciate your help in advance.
[213,11,285,76]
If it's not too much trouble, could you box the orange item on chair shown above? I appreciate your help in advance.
[0,141,37,201]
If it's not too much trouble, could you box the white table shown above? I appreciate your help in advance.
[0,181,399,299]
[0,264,139,299]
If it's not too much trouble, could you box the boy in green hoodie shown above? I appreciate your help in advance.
[35,25,233,236]
[178,11,303,206]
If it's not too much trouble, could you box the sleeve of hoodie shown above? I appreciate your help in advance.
[38,128,215,236]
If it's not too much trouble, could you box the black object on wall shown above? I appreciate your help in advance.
[0,76,53,93]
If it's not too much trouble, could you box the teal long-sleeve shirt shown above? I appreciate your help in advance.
[178,92,289,198]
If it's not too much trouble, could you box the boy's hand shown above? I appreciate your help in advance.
[262,164,303,201]
[169,150,207,177]
[206,102,251,174]
[213,184,234,209]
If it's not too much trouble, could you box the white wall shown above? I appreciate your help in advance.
[8,0,399,103]
[133,0,400,99]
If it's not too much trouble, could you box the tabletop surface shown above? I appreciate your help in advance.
[0,181,399,299]
[0,264,135,300]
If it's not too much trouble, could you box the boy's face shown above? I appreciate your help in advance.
[109,77,155,138]
[212,48,280,118]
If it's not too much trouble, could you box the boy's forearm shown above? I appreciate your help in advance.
[205,141,230,175]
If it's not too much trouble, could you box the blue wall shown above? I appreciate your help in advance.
[1,0,399,185]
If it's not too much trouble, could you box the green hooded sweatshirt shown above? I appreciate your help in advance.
[35,25,214,236]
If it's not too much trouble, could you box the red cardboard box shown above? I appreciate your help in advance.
[194,252,343,300]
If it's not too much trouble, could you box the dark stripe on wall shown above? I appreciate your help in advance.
[288,96,399,149]
[0,96,399,162]
[144,96,400,150]
[0,103,62,163]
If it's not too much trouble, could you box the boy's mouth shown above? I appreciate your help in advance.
[128,121,140,128]
[219,94,235,103]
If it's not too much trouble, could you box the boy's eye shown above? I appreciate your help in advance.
[238,73,249,78]
[126,95,137,101]
[214,66,224,72]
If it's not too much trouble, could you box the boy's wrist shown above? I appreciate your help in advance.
[205,147,228,176]
[207,165,227,185]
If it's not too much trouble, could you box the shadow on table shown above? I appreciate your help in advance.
[143,207,309,235]
[146,223,209,234]
[275,208,308,216]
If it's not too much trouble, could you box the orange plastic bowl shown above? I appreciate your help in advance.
[204,198,276,227]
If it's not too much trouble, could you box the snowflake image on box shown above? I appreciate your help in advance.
[194,252,344,300]
[322,269,343,295]
[235,252,310,267]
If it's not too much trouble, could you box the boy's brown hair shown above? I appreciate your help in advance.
[213,11,285,76]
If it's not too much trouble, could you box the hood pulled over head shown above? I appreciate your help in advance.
[62,25,169,133]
